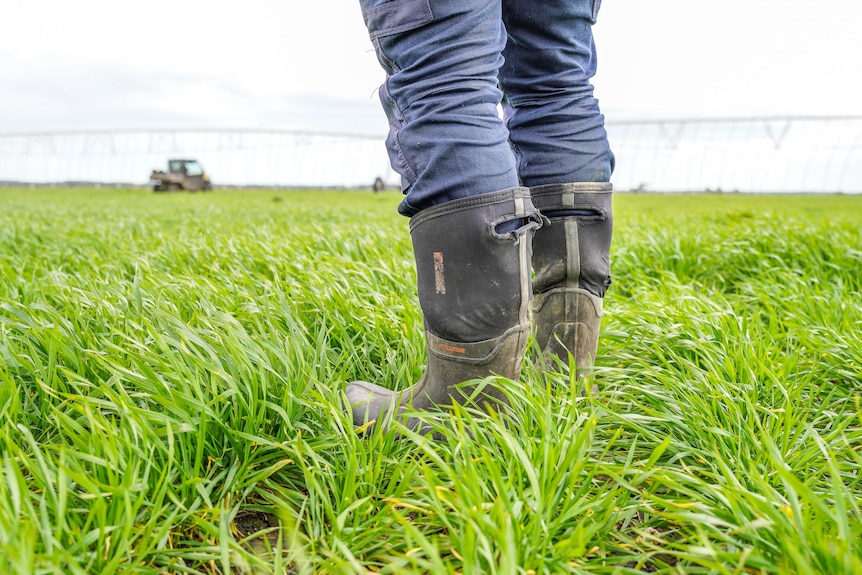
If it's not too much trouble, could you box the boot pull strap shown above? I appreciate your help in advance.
[490,195,545,241]
[490,211,544,241]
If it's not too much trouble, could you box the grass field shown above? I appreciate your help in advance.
[1,187,860,574]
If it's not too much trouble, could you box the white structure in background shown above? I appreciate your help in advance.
[609,116,862,193]
[1,116,861,193]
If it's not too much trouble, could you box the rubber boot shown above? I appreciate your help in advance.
[530,183,613,378]
[346,188,542,432]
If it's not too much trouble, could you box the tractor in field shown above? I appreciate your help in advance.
[151,159,212,192]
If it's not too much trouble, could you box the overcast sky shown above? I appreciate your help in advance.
[1,0,860,136]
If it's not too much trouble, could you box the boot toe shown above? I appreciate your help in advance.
[345,380,395,427]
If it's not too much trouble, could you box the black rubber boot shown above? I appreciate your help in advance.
[530,182,613,377]
[346,187,542,432]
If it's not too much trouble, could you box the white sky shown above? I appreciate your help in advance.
[0,0,860,135]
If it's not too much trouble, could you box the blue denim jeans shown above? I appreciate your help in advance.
[360,0,614,217]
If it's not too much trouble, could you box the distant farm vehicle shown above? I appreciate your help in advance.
[151,159,212,192]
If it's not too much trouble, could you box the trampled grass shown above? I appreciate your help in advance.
[0,187,860,574]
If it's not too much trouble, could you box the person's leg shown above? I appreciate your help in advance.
[360,0,519,216]
[500,0,614,186]
[500,0,614,376]
[347,0,542,430]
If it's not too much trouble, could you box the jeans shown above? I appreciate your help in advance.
[359,0,615,217]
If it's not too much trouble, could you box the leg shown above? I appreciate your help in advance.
[500,0,614,375]
[500,0,614,186]
[360,0,519,216]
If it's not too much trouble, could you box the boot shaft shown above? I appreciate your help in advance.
[530,182,612,372]
[410,187,542,346]
[530,182,613,298]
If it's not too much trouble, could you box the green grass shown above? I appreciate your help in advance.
[0,187,860,574]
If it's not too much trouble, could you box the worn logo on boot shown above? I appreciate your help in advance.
[437,342,466,355]
[433,251,446,294]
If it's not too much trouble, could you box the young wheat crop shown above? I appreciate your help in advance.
[0,187,860,574]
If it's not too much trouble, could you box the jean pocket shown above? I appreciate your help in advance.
[362,0,434,40]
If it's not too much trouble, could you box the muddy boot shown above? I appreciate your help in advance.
[530,183,613,381]
[346,188,542,432]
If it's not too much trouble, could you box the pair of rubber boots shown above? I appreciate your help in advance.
[346,183,613,432]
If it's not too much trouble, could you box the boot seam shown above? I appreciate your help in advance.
[426,324,529,364]
[532,287,603,317]
[530,182,613,197]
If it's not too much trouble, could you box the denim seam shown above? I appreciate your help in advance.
[372,37,400,74]
[380,80,417,184]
